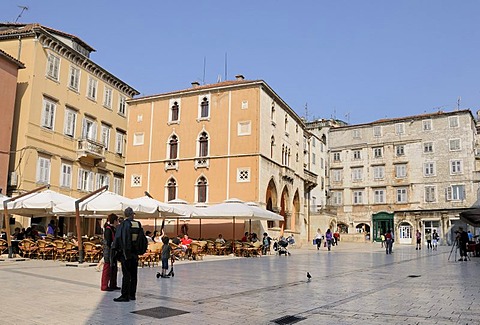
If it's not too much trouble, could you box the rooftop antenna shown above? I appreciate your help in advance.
[457,96,461,110]
[15,5,28,23]
[344,112,350,123]
[304,102,309,121]
[202,56,206,85]
[224,52,228,81]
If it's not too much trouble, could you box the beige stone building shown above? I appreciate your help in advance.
[0,23,138,235]
[0,49,24,195]
[326,110,479,244]
[125,76,318,242]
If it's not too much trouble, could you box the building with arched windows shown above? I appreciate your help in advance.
[125,76,323,242]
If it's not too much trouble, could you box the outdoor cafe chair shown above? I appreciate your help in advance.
[83,242,101,263]
[36,239,55,260]
[169,242,186,260]
[0,239,8,255]
[64,241,78,262]
[234,241,245,257]
[18,239,37,258]
[206,240,216,254]
[189,242,205,260]
[52,239,67,261]
[214,242,227,255]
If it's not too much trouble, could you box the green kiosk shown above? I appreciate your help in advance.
[372,212,394,242]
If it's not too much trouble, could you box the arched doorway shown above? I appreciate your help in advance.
[337,222,348,234]
[398,222,413,244]
[265,178,278,228]
[292,190,300,232]
[355,223,370,233]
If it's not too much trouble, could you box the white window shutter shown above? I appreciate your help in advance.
[88,172,94,191]
[445,187,452,201]
[77,170,82,189]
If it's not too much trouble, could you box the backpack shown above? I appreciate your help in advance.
[130,220,148,255]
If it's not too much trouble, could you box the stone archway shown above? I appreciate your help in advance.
[292,190,300,232]
[280,186,290,231]
[265,178,278,228]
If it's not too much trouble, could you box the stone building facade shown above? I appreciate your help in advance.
[325,110,478,244]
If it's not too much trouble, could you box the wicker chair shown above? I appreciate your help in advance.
[36,240,55,260]
[18,239,37,258]
[83,242,101,263]
[53,240,67,261]
[189,242,205,260]
[64,241,78,262]
[0,239,8,255]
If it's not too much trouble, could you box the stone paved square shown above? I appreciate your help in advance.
[0,242,478,325]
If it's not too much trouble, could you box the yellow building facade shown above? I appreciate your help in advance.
[0,23,138,235]
[126,77,318,242]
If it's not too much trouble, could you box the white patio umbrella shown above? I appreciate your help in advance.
[53,191,158,217]
[191,198,283,221]
[6,189,76,217]
[190,198,283,244]
[132,196,184,217]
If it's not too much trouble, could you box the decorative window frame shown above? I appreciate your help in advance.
[237,168,251,183]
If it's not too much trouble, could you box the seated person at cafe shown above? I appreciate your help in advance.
[250,233,259,243]
[47,220,56,236]
[241,232,249,242]
[145,230,154,243]
[215,234,226,245]
[12,227,24,240]
[180,234,193,251]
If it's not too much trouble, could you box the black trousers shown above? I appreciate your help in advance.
[120,257,138,298]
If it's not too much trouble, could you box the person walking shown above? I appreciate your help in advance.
[101,213,120,291]
[415,229,422,250]
[432,229,440,250]
[385,229,393,254]
[458,227,469,261]
[380,233,385,248]
[112,207,146,302]
[325,229,333,251]
[425,231,432,250]
[314,228,323,250]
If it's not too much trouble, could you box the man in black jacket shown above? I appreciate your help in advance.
[112,207,141,302]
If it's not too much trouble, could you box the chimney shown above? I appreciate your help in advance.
[191,81,200,88]
[235,74,245,81]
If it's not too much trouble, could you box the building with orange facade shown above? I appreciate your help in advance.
[0,23,138,235]
[125,76,320,242]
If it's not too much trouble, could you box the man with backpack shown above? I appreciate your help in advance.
[112,207,148,302]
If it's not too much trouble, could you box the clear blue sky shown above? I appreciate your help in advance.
[2,0,480,124]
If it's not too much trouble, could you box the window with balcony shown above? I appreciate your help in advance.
[82,117,97,141]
